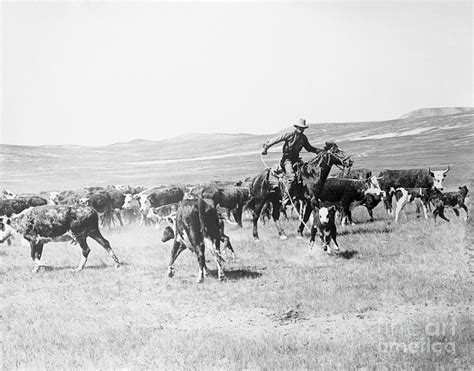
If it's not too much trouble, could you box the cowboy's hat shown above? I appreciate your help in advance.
[294,118,309,129]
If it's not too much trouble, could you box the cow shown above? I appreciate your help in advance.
[192,185,250,227]
[0,205,120,272]
[437,186,469,221]
[393,187,430,222]
[137,187,185,225]
[377,167,450,215]
[309,206,339,255]
[317,176,383,225]
[336,168,372,180]
[102,188,127,226]
[146,203,179,227]
[79,191,115,228]
[161,198,230,283]
[0,196,48,217]
[121,193,142,224]
[48,190,85,205]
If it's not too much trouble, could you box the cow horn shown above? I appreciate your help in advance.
[444,166,450,173]
[428,167,432,174]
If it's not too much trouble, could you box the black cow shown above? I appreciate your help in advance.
[438,186,469,220]
[0,205,120,272]
[161,198,228,283]
[193,185,250,227]
[79,191,115,228]
[378,167,449,214]
[317,177,382,225]
[0,196,48,217]
[336,168,372,180]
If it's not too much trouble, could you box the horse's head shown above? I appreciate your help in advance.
[305,143,353,176]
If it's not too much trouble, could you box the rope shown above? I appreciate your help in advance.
[279,177,312,233]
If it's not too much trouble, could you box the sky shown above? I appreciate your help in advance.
[1,1,472,146]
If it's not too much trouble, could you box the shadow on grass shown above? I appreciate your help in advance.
[207,268,263,280]
[336,250,359,259]
[40,262,127,272]
[0,250,8,256]
[338,226,394,235]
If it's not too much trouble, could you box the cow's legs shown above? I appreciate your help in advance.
[232,207,243,227]
[87,230,121,267]
[221,235,235,260]
[251,200,266,241]
[433,206,450,223]
[115,210,124,227]
[452,208,460,217]
[30,242,44,273]
[205,238,225,281]
[331,229,339,253]
[383,190,394,215]
[196,242,206,283]
[394,198,408,222]
[167,240,186,278]
[421,202,429,220]
[366,207,375,222]
[74,236,91,271]
[459,203,468,220]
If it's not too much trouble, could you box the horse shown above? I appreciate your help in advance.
[246,143,353,241]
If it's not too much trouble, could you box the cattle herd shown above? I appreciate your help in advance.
[0,154,470,283]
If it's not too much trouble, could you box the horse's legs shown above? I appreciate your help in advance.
[252,200,266,241]
[271,195,286,240]
[297,203,313,237]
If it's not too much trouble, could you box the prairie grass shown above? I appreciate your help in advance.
[1,202,472,369]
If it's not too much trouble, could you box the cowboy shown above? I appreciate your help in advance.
[261,118,323,206]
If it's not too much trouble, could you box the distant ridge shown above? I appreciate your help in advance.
[400,107,474,119]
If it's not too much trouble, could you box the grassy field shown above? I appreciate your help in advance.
[1,202,472,369]
[1,110,473,368]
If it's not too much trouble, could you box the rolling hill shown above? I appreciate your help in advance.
[1,108,473,193]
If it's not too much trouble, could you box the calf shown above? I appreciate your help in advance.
[0,205,120,272]
[161,199,229,283]
[309,206,339,255]
[439,186,469,220]
[393,187,430,222]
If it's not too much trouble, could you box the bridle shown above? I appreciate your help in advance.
[305,147,353,176]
